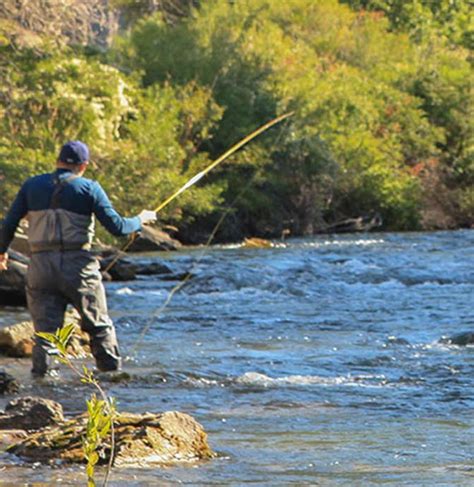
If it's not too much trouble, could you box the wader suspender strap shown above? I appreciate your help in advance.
[50,173,79,251]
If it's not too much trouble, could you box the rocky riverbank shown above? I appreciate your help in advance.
[0,396,215,467]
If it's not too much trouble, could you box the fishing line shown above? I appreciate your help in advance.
[103,112,293,275]
[129,116,292,358]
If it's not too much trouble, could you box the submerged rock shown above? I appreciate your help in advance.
[9,409,215,466]
[135,261,173,276]
[0,396,64,430]
[0,371,19,394]
[0,318,90,358]
[442,332,474,346]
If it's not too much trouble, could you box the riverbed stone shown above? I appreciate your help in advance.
[242,237,273,248]
[0,396,64,430]
[0,371,20,394]
[0,429,28,447]
[9,410,215,466]
[442,332,474,346]
[135,261,173,276]
[99,255,137,281]
[0,317,90,358]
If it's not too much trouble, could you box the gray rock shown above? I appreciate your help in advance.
[9,409,215,467]
[442,332,474,346]
[0,318,90,358]
[0,396,64,430]
[100,256,137,281]
[135,261,173,276]
[0,429,27,448]
[127,226,182,252]
[0,371,19,394]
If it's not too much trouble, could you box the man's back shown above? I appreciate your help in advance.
[1,168,141,254]
[21,170,96,215]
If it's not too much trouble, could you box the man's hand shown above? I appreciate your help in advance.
[138,210,157,226]
[0,253,8,271]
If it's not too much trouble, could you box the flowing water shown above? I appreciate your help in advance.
[1,230,473,486]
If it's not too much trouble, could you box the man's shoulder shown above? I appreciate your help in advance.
[28,172,52,183]
[73,176,102,193]
[21,173,52,189]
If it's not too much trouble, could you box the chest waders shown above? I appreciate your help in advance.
[50,173,78,251]
[27,174,121,377]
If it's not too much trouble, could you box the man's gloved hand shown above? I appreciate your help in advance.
[138,210,157,226]
[0,253,8,271]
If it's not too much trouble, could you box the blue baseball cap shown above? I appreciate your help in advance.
[58,140,90,165]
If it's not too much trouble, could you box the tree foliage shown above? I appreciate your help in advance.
[0,0,472,241]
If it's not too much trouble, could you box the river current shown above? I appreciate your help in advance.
[1,230,473,486]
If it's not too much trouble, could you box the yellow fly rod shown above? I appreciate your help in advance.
[104,111,294,273]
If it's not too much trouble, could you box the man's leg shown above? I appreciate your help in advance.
[27,254,67,376]
[62,252,121,372]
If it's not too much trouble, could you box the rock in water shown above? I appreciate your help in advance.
[442,332,474,346]
[0,429,27,448]
[242,237,273,248]
[0,319,90,358]
[0,396,64,430]
[99,256,137,281]
[0,321,35,357]
[9,410,215,466]
[0,371,19,394]
[135,261,173,276]
[127,226,182,252]
[113,411,215,467]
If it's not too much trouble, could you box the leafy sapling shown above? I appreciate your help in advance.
[37,324,116,487]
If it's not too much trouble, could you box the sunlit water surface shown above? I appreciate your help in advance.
[1,231,473,486]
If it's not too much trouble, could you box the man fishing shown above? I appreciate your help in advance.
[0,140,156,377]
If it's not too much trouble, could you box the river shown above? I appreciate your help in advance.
[1,230,473,485]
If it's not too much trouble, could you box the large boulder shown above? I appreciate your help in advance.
[0,396,64,430]
[9,409,215,466]
[0,318,90,358]
[127,226,182,252]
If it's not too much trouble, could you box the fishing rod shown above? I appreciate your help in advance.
[130,115,293,356]
[104,111,294,273]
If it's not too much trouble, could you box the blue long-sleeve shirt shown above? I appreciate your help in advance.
[0,169,141,253]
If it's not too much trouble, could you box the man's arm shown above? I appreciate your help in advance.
[92,182,155,236]
[0,183,28,268]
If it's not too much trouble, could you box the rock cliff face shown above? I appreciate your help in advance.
[4,396,215,467]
